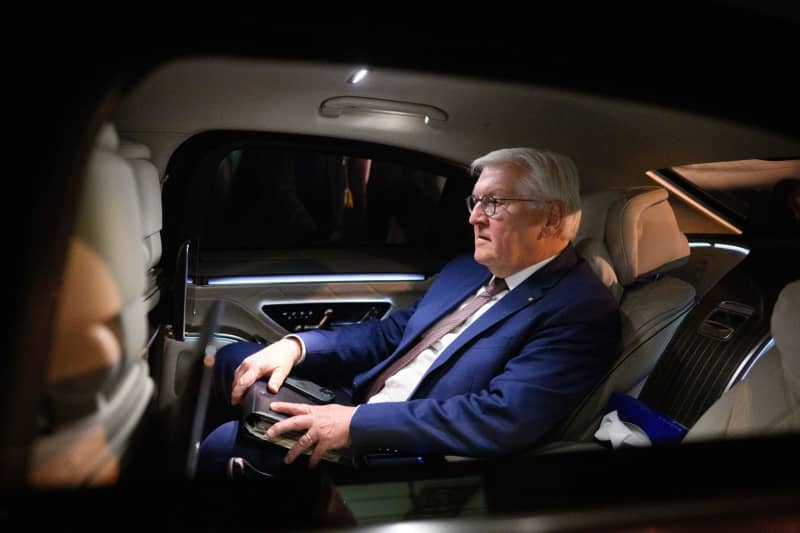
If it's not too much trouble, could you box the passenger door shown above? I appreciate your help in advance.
[155,135,474,417]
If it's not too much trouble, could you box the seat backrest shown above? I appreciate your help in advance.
[553,187,696,441]
[684,279,800,441]
[118,139,163,311]
[29,124,154,486]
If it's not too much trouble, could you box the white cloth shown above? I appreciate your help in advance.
[594,410,652,448]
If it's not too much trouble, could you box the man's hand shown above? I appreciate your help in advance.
[267,403,356,468]
[230,338,302,405]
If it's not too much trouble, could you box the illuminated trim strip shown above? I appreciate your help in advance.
[260,297,392,307]
[646,170,743,234]
[688,241,750,256]
[688,241,750,255]
[185,332,248,345]
[725,336,774,391]
[713,243,750,256]
[207,273,426,286]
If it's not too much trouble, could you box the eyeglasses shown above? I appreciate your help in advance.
[466,194,548,217]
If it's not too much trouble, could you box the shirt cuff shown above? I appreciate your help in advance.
[284,334,307,365]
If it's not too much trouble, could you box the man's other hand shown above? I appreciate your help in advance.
[230,338,302,405]
[267,403,355,468]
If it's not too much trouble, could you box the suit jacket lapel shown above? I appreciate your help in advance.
[356,262,491,389]
[401,266,491,347]
[412,244,579,393]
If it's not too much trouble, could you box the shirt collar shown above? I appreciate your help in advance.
[496,253,561,292]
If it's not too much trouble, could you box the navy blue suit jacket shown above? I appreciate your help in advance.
[295,244,621,457]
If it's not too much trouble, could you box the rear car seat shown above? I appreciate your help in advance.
[118,139,163,312]
[547,187,696,442]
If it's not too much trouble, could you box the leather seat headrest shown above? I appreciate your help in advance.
[118,140,151,160]
[575,238,623,302]
[605,187,689,285]
[119,139,162,269]
[576,187,690,293]
[772,280,800,388]
[96,123,119,151]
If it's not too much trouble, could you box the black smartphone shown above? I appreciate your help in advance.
[283,376,336,404]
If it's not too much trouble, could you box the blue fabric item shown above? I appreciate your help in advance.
[607,392,687,445]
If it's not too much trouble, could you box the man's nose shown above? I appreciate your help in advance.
[468,204,486,225]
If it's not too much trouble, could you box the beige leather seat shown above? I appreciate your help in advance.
[118,139,163,312]
[548,187,696,442]
[684,279,800,441]
[29,124,154,486]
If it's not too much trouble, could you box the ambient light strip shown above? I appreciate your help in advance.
[688,241,750,256]
[731,337,775,388]
[713,243,750,256]
[646,170,743,234]
[207,273,426,286]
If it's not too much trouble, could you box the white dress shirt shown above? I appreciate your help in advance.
[290,254,558,403]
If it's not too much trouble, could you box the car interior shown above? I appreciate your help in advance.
[6,17,800,529]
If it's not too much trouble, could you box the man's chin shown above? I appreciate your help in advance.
[473,250,491,266]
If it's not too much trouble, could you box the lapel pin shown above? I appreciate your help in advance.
[528,297,535,302]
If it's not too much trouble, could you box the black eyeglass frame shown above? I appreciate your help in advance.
[465,194,549,217]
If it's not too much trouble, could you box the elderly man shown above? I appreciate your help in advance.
[198,147,621,475]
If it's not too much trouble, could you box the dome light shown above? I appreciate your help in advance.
[347,68,370,84]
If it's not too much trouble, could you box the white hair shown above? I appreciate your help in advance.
[470,147,582,240]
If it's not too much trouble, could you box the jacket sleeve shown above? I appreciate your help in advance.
[293,298,421,385]
[348,302,620,457]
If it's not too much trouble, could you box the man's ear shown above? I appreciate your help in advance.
[546,201,565,230]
